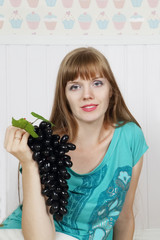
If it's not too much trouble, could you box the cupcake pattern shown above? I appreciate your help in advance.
[62,11,75,29]
[96,12,109,29]
[78,12,92,30]
[26,12,40,29]
[148,11,160,28]
[10,10,23,28]
[129,12,144,30]
[0,0,159,36]
[44,12,57,30]
[112,12,126,30]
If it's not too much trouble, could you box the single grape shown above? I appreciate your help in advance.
[59,206,67,215]
[40,176,47,184]
[64,159,73,168]
[36,130,43,141]
[42,150,50,157]
[44,128,52,138]
[38,158,46,167]
[52,140,59,148]
[52,191,59,201]
[60,135,69,144]
[63,185,69,191]
[67,143,76,151]
[29,145,34,151]
[46,122,52,128]
[43,139,51,147]
[46,197,54,206]
[62,154,71,161]
[45,179,52,187]
[39,121,51,130]
[41,188,50,196]
[55,186,61,193]
[60,190,69,199]
[34,125,39,133]
[33,143,41,152]
[59,167,67,175]
[58,144,68,153]
[48,174,55,181]
[47,155,56,163]
[51,164,58,173]
[58,177,67,187]
[51,134,60,141]
[50,183,57,191]
[50,201,59,214]
[57,159,64,167]
[59,198,68,206]
[28,135,34,146]
[62,172,71,180]
[54,212,63,221]
[43,162,51,172]
[32,151,41,161]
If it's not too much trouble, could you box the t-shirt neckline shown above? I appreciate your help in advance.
[68,124,121,177]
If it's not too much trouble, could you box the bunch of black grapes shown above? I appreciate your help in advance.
[27,121,76,222]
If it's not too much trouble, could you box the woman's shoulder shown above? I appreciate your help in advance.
[118,121,140,132]
[118,121,146,149]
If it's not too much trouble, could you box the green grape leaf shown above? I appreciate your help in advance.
[31,112,54,127]
[12,117,39,138]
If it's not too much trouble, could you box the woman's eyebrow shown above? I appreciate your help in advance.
[92,76,104,80]
[67,77,105,85]
[67,80,79,85]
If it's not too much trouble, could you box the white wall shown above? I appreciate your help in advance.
[0,44,160,230]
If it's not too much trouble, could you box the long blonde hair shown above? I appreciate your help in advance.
[49,47,140,142]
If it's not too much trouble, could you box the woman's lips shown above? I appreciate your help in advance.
[81,105,98,112]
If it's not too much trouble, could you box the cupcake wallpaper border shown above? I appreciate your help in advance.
[0,0,160,44]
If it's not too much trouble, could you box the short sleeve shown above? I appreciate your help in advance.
[130,123,149,167]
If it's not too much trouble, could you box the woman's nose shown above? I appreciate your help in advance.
[82,85,94,100]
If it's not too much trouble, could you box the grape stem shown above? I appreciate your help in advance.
[31,118,38,125]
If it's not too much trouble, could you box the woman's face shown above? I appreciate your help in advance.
[65,74,112,124]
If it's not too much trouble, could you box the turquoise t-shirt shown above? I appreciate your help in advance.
[0,122,149,240]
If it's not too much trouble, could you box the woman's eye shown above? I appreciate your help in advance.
[69,85,80,91]
[94,81,103,86]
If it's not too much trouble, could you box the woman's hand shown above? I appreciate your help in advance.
[4,126,34,166]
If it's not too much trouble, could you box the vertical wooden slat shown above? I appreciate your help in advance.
[46,45,67,119]
[5,45,27,216]
[145,45,160,228]
[125,45,149,229]
[0,45,7,222]
[26,46,47,121]
[107,45,127,98]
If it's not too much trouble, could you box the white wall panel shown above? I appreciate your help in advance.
[5,46,28,216]
[0,45,7,223]
[46,45,67,119]
[0,44,159,231]
[26,46,47,120]
[145,45,160,228]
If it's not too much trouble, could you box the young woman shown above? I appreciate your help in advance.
[2,47,148,240]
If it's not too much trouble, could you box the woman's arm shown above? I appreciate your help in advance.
[113,156,144,240]
[21,161,56,240]
[4,126,56,240]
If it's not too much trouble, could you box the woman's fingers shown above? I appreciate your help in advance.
[4,126,17,151]
[14,129,23,141]
[11,129,26,152]
[20,131,31,152]
[4,126,33,165]
[4,126,25,152]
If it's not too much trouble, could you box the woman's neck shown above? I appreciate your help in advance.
[74,118,110,149]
